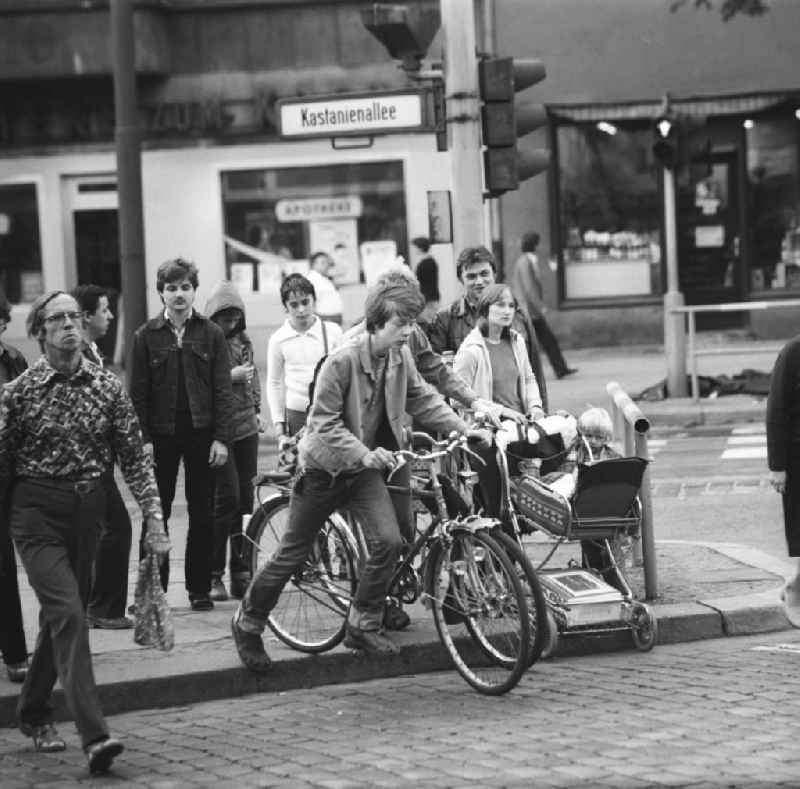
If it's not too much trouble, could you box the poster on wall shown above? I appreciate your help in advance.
[360,240,398,287]
[229,263,254,294]
[308,219,360,285]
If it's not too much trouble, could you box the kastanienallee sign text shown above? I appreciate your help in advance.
[278,92,424,138]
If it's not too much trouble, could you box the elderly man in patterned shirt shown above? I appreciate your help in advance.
[0,291,169,775]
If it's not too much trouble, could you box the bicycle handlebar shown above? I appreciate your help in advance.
[388,430,485,482]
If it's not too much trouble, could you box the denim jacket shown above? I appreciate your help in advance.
[129,311,234,444]
[298,333,468,475]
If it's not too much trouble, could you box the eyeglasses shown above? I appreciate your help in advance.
[43,311,83,326]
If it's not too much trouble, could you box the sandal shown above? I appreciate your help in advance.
[21,722,66,753]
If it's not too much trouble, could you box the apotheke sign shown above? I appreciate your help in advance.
[275,196,363,222]
[277,91,425,138]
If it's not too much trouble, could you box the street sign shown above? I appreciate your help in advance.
[277,90,425,138]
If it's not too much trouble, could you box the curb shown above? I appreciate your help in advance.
[1,600,791,728]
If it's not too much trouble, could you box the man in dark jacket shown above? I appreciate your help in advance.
[426,245,549,412]
[129,258,234,611]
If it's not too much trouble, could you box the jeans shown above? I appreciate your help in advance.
[0,531,27,666]
[10,478,108,748]
[88,474,132,619]
[140,427,214,596]
[239,468,402,634]
[212,433,258,577]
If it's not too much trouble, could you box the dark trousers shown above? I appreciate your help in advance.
[472,442,503,519]
[783,442,800,557]
[532,316,569,378]
[10,478,108,748]
[285,408,307,437]
[212,433,258,577]
[0,531,28,666]
[140,428,214,596]
[88,474,132,619]
[240,468,402,633]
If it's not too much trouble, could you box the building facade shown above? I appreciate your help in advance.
[0,0,452,356]
[497,0,800,345]
[2,0,799,353]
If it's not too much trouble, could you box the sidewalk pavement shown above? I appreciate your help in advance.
[1,339,793,728]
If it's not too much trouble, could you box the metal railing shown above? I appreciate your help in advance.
[671,299,800,402]
[606,381,657,600]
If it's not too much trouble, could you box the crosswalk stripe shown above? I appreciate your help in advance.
[727,435,766,445]
[731,425,765,435]
[720,446,767,460]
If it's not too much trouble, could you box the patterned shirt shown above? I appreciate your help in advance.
[0,356,162,518]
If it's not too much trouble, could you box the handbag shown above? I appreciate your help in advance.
[133,553,175,651]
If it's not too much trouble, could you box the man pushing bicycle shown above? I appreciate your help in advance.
[232,277,491,671]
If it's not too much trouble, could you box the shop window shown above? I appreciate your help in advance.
[746,111,799,291]
[557,123,661,299]
[220,161,407,295]
[0,184,43,303]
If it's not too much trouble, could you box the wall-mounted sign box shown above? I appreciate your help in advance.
[277,90,426,138]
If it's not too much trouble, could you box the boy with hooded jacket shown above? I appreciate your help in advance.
[205,281,263,600]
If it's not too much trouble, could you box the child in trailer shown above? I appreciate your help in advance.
[540,407,633,587]
[539,407,621,498]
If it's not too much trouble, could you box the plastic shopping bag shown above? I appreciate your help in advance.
[133,553,175,651]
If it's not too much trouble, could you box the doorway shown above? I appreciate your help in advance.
[677,150,744,329]
[63,177,120,360]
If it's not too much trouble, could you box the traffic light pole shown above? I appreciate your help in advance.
[441,0,488,260]
[111,0,148,369]
[662,166,688,397]
[476,0,504,274]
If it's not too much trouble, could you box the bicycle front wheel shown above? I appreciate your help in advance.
[246,496,358,653]
[428,529,531,695]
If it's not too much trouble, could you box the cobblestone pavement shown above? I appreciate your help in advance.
[2,631,799,788]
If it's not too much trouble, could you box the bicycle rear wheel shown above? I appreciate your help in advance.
[246,496,358,653]
[487,527,549,667]
[428,529,531,695]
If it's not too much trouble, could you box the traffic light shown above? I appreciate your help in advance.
[652,114,680,170]
[479,56,551,198]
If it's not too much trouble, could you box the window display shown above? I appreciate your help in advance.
[746,112,799,291]
[556,124,662,299]
[220,161,407,295]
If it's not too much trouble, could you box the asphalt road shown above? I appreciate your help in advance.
[3,630,798,788]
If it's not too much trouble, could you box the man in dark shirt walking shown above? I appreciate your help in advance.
[0,291,169,773]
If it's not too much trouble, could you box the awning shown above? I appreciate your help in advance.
[549,91,800,123]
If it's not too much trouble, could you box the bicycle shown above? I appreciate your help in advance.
[244,431,532,695]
